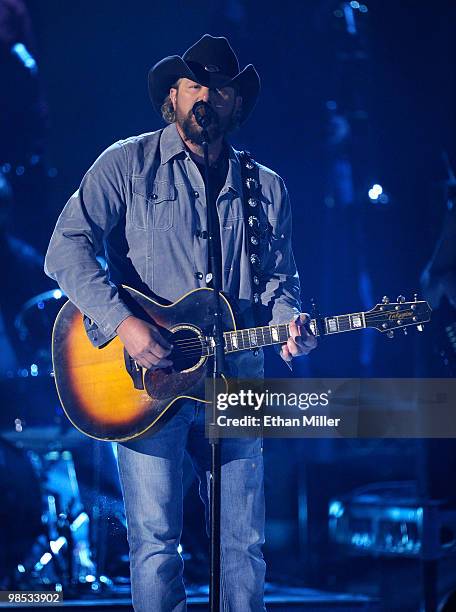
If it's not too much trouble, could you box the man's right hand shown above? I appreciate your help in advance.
[116,316,173,370]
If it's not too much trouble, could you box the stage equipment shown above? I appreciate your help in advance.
[329,479,456,611]
[329,481,456,558]
[14,289,67,378]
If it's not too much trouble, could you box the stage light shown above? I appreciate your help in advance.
[39,552,52,566]
[368,184,383,199]
[53,289,63,299]
[31,363,38,376]
[350,1,360,8]
[71,512,89,532]
[50,537,66,555]
[329,500,344,518]
[369,184,390,205]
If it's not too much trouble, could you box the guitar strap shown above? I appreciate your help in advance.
[239,150,265,327]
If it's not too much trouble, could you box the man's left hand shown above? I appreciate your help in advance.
[280,313,317,363]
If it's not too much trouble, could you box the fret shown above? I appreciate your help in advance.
[350,313,364,329]
[231,331,239,350]
[325,317,339,334]
[241,328,249,349]
[220,311,369,355]
[224,331,233,353]
[249,328,258,346]
[309,319,320,337]
[321,312,366,336]
[256,327,266,346]
[237,330,242,349]
[270,325,280,343]
[337,315,351,332]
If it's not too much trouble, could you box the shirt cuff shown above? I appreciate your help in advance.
[99,302,134,339]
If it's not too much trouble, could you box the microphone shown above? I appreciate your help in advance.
[192,101,216,129]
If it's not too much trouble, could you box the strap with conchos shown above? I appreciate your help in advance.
[239,150,265,328]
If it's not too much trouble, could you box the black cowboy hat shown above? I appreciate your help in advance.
[148,34,260,125]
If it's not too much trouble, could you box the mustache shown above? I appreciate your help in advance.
[180,106,222,145]
[187,105,220,128]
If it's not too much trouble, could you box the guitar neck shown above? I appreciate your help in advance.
[221,311,366,354]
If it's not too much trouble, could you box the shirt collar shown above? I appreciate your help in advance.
[223,146,242,196]
[160,123,187,165]
[160,123,243,196]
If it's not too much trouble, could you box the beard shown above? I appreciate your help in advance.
[176,105,230,146]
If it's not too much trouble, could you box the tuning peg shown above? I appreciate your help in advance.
[417,324,424,332]
[397,295,406,303]
[387,330,394,338]
[382,296,390,304]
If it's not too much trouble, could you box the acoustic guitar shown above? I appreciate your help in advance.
[51,286,431,442]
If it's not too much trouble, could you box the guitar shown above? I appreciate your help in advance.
[51,286,431,442]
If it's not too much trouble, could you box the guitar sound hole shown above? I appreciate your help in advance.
[169,328,203,372]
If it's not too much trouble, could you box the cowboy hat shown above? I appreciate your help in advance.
[148,34,260,125]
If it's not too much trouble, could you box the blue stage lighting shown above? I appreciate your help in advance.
[368,184,390,204]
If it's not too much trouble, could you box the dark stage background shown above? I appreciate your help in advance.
[1,1,455,610]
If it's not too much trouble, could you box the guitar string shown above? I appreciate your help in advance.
[167,314,422,349]
[167,319,422,352]
[163,306,426,350]
[162,322,424,360]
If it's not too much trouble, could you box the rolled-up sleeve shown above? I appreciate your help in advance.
[261,177,302,325]
[44,142,133,341]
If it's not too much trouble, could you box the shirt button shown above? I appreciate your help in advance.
[194,272,204,280]
[151,193,158,199]
[194,191,199,198]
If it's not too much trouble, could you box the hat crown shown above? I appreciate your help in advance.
[182,34,240,78]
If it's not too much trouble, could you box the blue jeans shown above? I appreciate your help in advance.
[117,399,266,612]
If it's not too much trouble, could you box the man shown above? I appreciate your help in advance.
[45,35,317,611]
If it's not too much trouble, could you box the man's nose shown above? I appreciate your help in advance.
[199,87,211,102]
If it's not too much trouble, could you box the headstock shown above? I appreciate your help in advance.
[365,294,432,337]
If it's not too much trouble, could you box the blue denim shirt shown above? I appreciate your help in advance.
[44,123,301,377]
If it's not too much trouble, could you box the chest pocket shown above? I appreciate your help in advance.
[131,181,176,231]
[219,193,244,227]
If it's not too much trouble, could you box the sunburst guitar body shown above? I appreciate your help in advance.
[52,287,234,442]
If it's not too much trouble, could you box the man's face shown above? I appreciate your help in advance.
[170,78,242,145]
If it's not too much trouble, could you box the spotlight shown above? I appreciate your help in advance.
[368,184,383,200]
[368,184,390,205]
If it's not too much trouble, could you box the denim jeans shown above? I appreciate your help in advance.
[116,399,266,612]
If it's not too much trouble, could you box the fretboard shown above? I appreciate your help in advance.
[204,311,367,355]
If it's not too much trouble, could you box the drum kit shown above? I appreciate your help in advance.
[0,290,129,594]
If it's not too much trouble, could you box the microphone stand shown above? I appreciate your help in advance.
[200,126,225,612]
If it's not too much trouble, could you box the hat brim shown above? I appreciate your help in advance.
[148,55,260,125]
